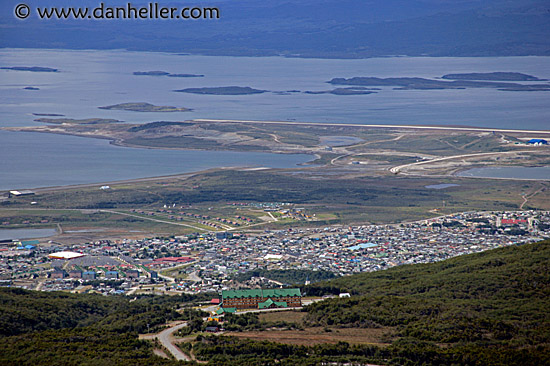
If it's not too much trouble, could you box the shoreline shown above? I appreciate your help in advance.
[3,47,550,61]
[0,168,226,194]
[2,120,549,191]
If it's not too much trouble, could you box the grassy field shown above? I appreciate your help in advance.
[0,208,200,239]
[1,170,548,233]
[227,326,394,346]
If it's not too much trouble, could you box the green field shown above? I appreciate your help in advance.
[2,169,548,233]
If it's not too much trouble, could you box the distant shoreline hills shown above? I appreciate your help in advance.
[2,0,548,59]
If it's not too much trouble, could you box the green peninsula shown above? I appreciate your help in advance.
[99,102,191,112]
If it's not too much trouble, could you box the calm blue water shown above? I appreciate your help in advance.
[1,49,549,129]
[425,184,460,189]
[457,166,550,180]
[0,228,58,241]
[0,131,312,190]
[1,49,549,188]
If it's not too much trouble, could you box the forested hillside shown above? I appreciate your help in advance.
[0,290,204,365]
[2,0,549,57]
[0,241,548,365]
[302,240,550,364]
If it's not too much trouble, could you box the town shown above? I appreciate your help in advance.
[1,210,548,297]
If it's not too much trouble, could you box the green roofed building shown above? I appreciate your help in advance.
[258,298,288,309]
[216,307,236,315]
[221,288,302,309]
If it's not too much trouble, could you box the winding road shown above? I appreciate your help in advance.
[389,150,536,175]
[156,322,190,361]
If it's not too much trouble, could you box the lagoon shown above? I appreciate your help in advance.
[0,228,58,241]
[0,130,312,190]
[457,166,550,180]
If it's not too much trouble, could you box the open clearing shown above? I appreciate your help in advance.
[226,326,394,346]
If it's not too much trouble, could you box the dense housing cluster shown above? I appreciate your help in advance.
[0,210,548,295]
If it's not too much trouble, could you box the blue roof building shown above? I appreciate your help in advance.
[347,243,378,250]
[82,271,97,280]
[105,271,119,279]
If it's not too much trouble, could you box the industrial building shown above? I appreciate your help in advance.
[527,139,548,145]
[48,251,85,260]
[221,288,302,309]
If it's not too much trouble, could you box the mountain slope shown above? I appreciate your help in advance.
[1,0,548,57]
[304,240,550,358]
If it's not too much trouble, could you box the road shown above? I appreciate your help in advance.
[100,209,209,232]
[520,183,548,210]
[156,322,190,361]
[149,300,327,360]
[389,150,536,175]
[187,271,202,282]
[193,118,550,135]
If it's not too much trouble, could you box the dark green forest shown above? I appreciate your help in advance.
[0,291,206,365]
[302,240,550,364]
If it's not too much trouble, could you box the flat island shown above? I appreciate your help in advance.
[33,113,65,117]
[1,66,58,72]
[329,74,550,91]
[174,86,267,95]
[99,102,191,112]
[305,87,377,95]
[441,72,546,81]
[134,70,204,78]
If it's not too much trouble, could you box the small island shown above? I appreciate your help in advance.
[167,73,204,78]
[134,71,204,78]
[1,66,58,72]
[328,76,550,91]
[441,72,545,81]
[99,102,191,112]
[305,87,377,95]
[174,86,266,95]
[34,118,123,125]
[133,71,169,76]
[33,113,65,117]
